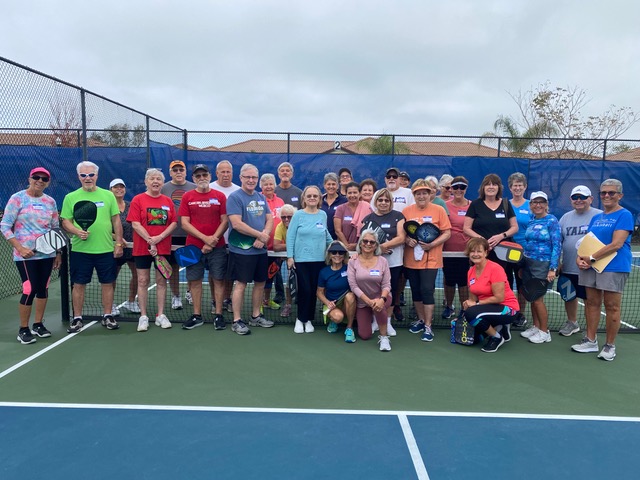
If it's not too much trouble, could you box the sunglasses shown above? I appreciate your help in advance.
[376,198,391,202]
[361,239,377,245]
[306,194,319,198]
[79,173,96,178]
[329,251,345,255]
[280,215,292,220]
[172,167,185,172]
[442,186,452,190]
[386,174,398,179]
[571,194,588,201]
[31,175,50,182]
[600,191,619,197]
[193,173,209,179]
[452,184,467,190]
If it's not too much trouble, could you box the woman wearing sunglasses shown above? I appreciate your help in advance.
[273,204,296,317]
[347,230,392,350]
[573,179,633,361]
[2,167,61,345]
[441,176,471,320]
[317,241,356,341]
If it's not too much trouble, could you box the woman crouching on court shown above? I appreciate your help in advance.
[461,237,519,353]
[1,167,61,344]
[347,230,392,351]
[573,179,633,361]
[127,168,177,332]
[316,241,356,342]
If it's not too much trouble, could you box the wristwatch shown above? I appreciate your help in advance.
[502,232,507,238]
[381,296,387,302]
[589,255,596,263]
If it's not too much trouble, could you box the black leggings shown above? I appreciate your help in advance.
[295,261,325,322]
[16,258,55,306]
[404,267,438,305]
[463,304,516,332]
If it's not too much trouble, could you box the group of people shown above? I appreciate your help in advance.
[1,160,633,360]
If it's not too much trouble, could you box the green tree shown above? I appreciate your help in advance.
[480,115,558,155]
[90,123,146,147]
[357,135,410,155]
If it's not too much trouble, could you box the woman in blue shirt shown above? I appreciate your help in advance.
[508,172,531,327]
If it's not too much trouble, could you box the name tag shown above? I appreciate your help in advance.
[344,216,353,221]
[210,198,220,205]
[520,209,529,214]
[162,205,170,211]
[316,222,324,229]
[369,269,381,276]
[291,196,299,202]
[95,201,104,208]
[422,216,432,222]
[470,278,476,285]
[32,204,44,210]
[381,223,391,228]
[340,271,348,277]
[257,201,265,205]
[395,197,407,204]
[495,213,505,219]
[457,210,466,216]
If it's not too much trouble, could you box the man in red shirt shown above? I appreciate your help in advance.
[179,164,229,331]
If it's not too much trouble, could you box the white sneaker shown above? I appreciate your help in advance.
[123,300,141,313]
[185,291,193,305]
[378,335,391,351]
[529,329,551,344]
[111,303,121,316]
[304,321,315,333]
[372,318,379,333]
[137,315,149,332]
[520,326,539,339]
[171,295,183,310]
[294,319,304,334]
[387,319,397,337]
[155,314,172,329]
[597,344,616,361]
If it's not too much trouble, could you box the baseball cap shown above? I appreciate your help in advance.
[530,191,548,202]
[399,171,410,181]
[109,178,126,188]
[412,183,432,194]
[169,160,186,170]
[570,185,591,197]
[386,167,400,176]
[192,164,210,174]
[30,167,51,178]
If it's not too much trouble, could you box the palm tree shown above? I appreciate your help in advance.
[479,115,558,155]
[357,135,411,155]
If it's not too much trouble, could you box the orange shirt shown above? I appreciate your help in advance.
[402,203,451,269]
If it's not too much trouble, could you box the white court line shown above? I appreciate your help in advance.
[398,414,429,480]
[548,289,637,330]
[1,401,639,423]
[0,321,97,380]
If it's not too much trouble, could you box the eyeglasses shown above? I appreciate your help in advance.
[571,194,588,201]
[386,174,398,179]
[79,173,96,178]
[376,198,390,202]
[530,200,547,205]
[31,175,50,182]
[339,174,351,179]
[329,251,345,255]
[171,167,185,172]
[361,239,377,245]
[452,184,467,190]
[280,215,292,220]
[600,191,619,197]
[442,186,451,190]
[193,173,209,179]
[306,194,319,198]
[242,175,259,180]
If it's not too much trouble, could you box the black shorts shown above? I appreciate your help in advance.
[70,251,117,284]
[228,252,268,284]
[115,247,134,267]
[442,256,470,287]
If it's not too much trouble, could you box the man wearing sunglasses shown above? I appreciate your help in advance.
[161,160,195,310]
[380,167,414,213]
[557,185,602,337]
[61,161,124,333]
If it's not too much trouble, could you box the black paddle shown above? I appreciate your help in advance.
[73,200,98,232]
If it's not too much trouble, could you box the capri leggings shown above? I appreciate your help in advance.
[404,267,438,305]
[15,258,55,306]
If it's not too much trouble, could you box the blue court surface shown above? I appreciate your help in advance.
[1,403,639,480]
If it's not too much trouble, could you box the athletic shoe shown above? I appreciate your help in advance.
[281,304,292,317]
[137,315,149,332]
[123,300,141,313]
[304,321,315,333]
[441,305,456,319]
[31,322,51,338]
[481,335,505,353]
[102,315,120,330]
[171,295,183,310]
[387,320,397,337]
[111,303,120,316]
[421,325,434,342]
[393,305,404,322]
[378,335,391,352]
[182,315,204,330]
[529,329,551,344]
[263,299,281,310]
[223,298,233,313]
[155,314,172,329]
[344,328,356,343]
[498,324,511,342]
[597,344,616,361]
[67,317,83,334]
[17,328,36,345]
[520,326,539,339]
[571,337,599,353]
[214,314,226,330]
[327,321,339,333]
[249,315,274,328]
[512,313,527,328]
[409,319,425,334]
[294,319,304,334]
[232,319,250,335]
[185,290,193,305]
[559,321,580,337]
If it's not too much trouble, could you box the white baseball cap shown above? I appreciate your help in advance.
[109,178,126,188]
[530,191,548,202]
[570,185,591,197]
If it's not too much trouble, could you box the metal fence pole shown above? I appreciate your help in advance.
[80,89,87,162]
[145,115,151,168]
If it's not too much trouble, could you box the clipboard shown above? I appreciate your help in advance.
[577,232,616,274]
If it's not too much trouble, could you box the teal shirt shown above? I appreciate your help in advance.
[286,210,332,262]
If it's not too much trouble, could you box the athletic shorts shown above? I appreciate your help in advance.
[134,255,156,270]
[228,252,268,284]
[115,247,134,267]
[579,269,629,294]
[186,248,227,281]
[442,256,470,287]
[70,251,117,284]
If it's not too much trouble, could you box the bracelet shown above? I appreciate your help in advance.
[115,243,124,247]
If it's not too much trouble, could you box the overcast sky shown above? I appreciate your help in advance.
[3,0,640,142]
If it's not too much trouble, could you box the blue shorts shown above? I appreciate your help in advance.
[70,251,117,285]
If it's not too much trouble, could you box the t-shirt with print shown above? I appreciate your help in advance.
[510,199,531,247]
[558,207,602,275]
[178,188,227,249]
[226,188,272,255]
[402,203,451,269]
[588,208,634,273]
[127,193,176,256]
[361,210,405,268]
[60,187,120,254]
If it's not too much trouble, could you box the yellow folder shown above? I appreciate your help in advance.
[577,232,616,274]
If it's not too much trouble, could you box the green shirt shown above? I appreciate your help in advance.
[60,187,119,254]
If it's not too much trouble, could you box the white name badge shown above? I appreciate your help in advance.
[422,216,432,222]
[457,210,466,216]
[344,216,353,221]
[495,213,506,219]
[340,271,348,277]
[381,223,391,228]
[162,205,170,210]
[369,269,381,276]
[210,198,220,205]
[291,196,299,202]
[257,201,265,205]
[470,278,476,285]
[520,209,529,214]
[95,201,104,208]
[316,222,324,229]
[32,204,44,210]
[395,197,407,204]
